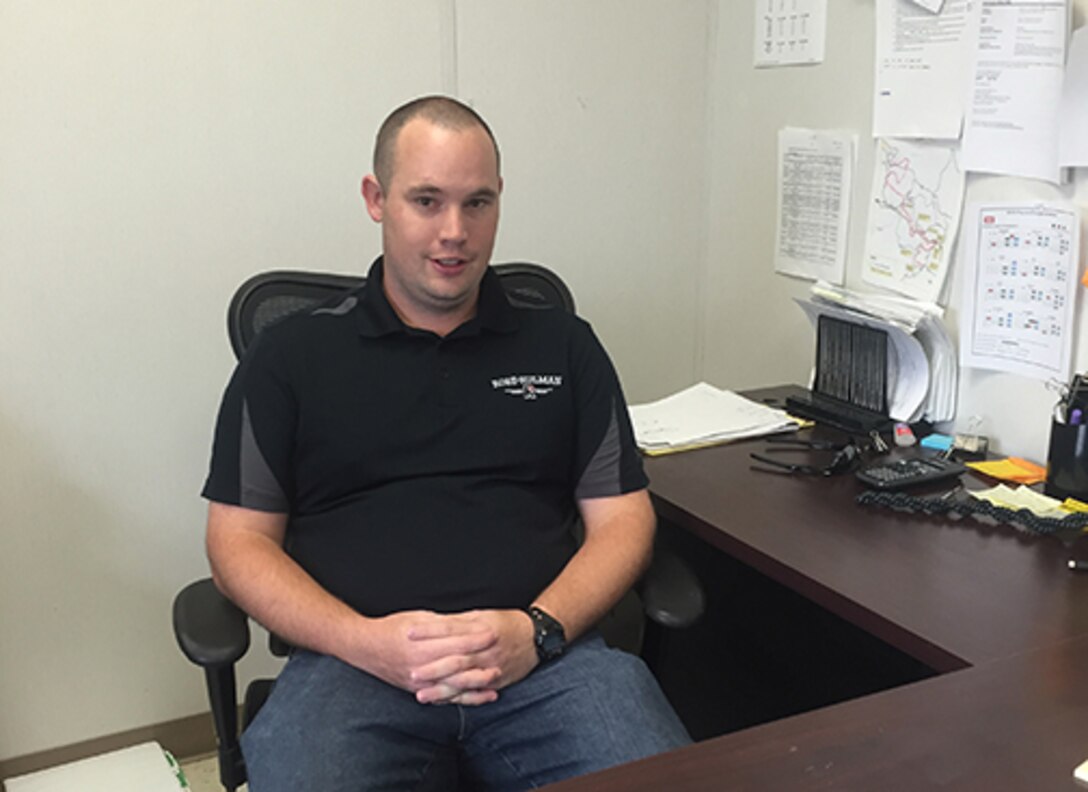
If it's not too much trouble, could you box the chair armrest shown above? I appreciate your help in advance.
[637,549,705,630]
[173,577,251,667]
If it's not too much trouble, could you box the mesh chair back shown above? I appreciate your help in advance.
[227,262,574,360]
[492,263,575,314]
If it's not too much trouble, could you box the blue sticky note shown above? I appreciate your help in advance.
[920,433,953,451]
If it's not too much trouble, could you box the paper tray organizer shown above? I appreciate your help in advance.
[785,315,892,434]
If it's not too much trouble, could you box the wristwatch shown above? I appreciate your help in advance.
[525,606,567,663]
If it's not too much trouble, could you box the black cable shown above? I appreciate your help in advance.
[855,489,1088,536]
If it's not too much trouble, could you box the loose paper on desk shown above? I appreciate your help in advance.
[959,202,1079,382]
[753,0,827,68]
[629,383,797,455]
[774,127,854,285]
[1075,756,1088,784]
[961,0,1068,184]
[1058,24,1088,167]
[872,0,979,139]
[862,138,965,304]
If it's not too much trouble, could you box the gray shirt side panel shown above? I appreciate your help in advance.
[239,400,289,512]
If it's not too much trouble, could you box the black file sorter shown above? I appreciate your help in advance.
[785,315,892,434]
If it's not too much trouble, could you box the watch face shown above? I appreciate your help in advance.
[530,607,567,661]
[538,626,565,659]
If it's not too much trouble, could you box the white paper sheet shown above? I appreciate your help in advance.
[959,202,1080,382]
[862,138,965,304]
[774,127,854,284]
[1058,24,1088,167]
[961,0,1068,184]
[812,280,944,330]
[910,0,946,11]
[754,0,827,67]
[873,0,979,139]
[915,312,958,422]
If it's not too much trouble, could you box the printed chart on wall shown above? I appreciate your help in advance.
[774,127,854,284]
[753,0,827,67]
[959,202,1080,381]
[862,138,965,303]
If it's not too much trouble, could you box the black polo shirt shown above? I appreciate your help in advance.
[203,258,648,616]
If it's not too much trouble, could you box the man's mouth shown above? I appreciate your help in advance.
[432,257,468,270]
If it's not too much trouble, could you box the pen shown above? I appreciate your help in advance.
[1068,559,1088,572]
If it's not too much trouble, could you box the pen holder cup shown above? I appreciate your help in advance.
[1044,419,1088,502]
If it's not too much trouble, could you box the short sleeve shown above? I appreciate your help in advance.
[201,331,297,513]
[570,322,648,500]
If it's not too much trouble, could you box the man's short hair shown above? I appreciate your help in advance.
[373,95,501,189]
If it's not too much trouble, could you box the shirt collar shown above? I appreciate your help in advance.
[354,256,519,339]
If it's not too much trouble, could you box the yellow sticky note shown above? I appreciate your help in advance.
[1062,497,1088,513]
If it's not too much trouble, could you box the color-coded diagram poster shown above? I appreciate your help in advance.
[959,202,1080,381]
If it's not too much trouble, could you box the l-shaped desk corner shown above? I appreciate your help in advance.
[548,386,1088,791]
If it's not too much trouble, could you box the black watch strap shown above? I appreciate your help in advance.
[525,606,567,663]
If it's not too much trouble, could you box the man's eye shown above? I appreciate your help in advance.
[467,198,491,210]
[415,197,435,208]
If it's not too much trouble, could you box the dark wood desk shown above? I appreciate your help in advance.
[548,394,1088,790]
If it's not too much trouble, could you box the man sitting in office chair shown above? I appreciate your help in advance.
[202,95,690,791]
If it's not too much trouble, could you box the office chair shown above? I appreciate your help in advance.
[173,261,704,792]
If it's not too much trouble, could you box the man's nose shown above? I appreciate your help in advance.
[440,207,468,244]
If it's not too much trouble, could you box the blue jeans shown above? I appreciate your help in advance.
[241,634,690,791]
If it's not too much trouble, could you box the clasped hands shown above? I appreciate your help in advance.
[362,608,539,706]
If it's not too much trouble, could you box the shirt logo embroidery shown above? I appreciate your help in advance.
[491,374,563,400]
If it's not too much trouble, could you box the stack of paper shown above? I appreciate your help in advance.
[5,742,186,792]
[803,282,958,423]
[629,382,798,455]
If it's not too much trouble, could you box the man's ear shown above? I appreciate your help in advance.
[361,174,385,222]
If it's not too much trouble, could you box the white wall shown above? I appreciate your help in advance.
[703,0,878,391]
[703,0,1088,461]
[457,1,710,400]
[0,1,706,762]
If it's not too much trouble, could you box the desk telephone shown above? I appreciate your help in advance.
[856,456,966,490]
[751,435,966,490]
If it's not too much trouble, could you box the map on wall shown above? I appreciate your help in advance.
[862,138,965,304]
